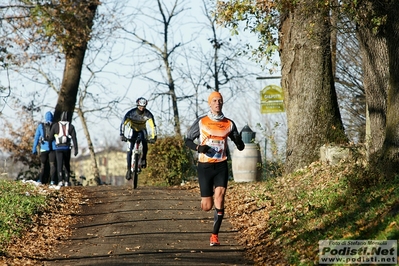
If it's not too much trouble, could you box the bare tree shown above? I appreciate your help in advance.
[75,59,124,185]
[335,19,365,143]
[177,0,262,124]
[121,0,191,135]
[201,0,260,94]
[17,40,131,186]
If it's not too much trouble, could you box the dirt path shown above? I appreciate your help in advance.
[42,185,253,266]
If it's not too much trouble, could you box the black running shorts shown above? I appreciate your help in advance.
[197,161,229,197]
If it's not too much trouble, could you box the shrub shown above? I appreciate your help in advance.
[143,136,196,186]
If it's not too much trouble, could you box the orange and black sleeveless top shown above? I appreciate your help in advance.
[186,114,239,163]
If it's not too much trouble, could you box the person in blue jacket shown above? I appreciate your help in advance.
[32,111,56,184]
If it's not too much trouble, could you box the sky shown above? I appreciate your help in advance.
[0,0,286,161]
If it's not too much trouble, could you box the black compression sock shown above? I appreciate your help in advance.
[212,208,224,235]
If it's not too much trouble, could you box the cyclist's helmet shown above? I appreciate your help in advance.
[136,97,148,107]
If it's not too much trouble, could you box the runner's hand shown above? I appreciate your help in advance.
[120,135,127,142]
[232,132,245,151]
[197,145,210,153]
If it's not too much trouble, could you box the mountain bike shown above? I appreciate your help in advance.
[130,135,143,189]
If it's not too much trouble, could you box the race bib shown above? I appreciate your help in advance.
[205,139,225,159]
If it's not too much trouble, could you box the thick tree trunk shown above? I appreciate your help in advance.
[380,2,399,174]
[54,51,86,121]
[52,1,100,185]
[357,27,388,159]
[279,1,347,173]
[356,0,399,175]
[54,2,98,121]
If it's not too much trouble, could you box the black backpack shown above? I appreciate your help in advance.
[41,122,52,142]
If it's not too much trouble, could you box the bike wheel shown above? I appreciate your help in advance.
[132,153,139,189]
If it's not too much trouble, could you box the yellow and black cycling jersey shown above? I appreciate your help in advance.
[120,108,157,139]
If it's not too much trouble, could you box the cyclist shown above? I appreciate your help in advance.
[120,97,157,180]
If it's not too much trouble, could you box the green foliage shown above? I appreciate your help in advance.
[142,136,196,187]
[216,0,280,66]
[339,0,391,35]
[0,180,47,252]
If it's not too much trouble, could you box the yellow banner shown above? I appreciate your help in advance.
[260,85,285,113]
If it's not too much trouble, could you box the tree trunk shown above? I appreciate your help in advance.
[54,2,98,121]
[165,59,181,136]
[279,1,347,173]
[356,0,399,175]
[380,2,399,174]
[357,27,388,159]
[330,0,339,77]
[76,108,101,185]
[54,51,86,121]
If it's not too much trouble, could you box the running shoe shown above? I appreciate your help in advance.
[49,184,61,190]
[210,234,220,246]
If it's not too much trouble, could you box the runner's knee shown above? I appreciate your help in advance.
[201,198,213,211]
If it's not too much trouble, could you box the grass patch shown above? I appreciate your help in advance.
[227,160,399,265]
[0,180,47,252]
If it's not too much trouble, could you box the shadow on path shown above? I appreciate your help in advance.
[43,185,253,266]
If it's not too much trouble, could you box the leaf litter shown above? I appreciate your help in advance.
[1,159,398,266]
